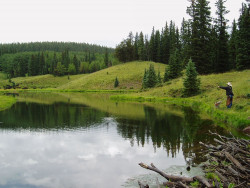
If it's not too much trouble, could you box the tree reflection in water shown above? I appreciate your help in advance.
[0,101,228,165]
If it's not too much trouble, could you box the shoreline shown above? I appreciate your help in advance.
[0,89,249,129]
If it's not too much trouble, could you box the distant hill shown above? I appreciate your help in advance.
[0,61,166,90]
[0,41,114,55]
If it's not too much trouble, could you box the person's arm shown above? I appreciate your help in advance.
[218,86,229,90]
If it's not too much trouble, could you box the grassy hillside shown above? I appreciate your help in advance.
[58,61,166,90]
[0,74,84,89]
[0,62,165,90]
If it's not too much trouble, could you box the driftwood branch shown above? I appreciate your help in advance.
[224,151,246,172]
[194,176,212,188]
[139,163,194,183]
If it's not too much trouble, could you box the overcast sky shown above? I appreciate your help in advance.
[0,0,244,48]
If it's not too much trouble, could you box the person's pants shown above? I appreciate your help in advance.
[226,95,233,108]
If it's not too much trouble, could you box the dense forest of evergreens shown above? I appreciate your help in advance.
[0,42,113,55]
[115,0,250,74]
[0,42,116,78]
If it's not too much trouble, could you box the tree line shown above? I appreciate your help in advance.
[0,41,113,55]
[115,0,250,74]
[0,49,117,78]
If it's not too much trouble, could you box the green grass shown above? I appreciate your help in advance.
[0,62,249,128]
[0,95,16,111]
[0,74,84,89]
[58,61,166,90]
[110,69,250,128]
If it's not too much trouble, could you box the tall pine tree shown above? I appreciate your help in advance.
[187,0,212,74]
[236,2,250,70]
[228,20,237,69]
[138,32,145,61]
[214,0,229,73]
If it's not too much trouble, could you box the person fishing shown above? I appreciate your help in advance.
[218,82,234,108]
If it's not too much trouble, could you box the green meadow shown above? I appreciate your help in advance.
[0,61,249,128]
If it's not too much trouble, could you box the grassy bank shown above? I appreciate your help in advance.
[0,62,249,128]
[111,95,249,129]
[0,95,16,111]
[110,69,250,129]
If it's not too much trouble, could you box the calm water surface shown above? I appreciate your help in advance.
[0,93,232,188]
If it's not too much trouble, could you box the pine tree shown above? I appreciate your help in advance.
[157,70,162,83]
[187,0,212,74]
[215,0,229,73]
[236,3,250,70]
[161,21,170,64]
[134,32,139,60]
[126,32,135,62]
[104,48,109,67]
[169,21,177,54]
[147,64,157,88]
[39,52,45,75]
[73,54,79,74]
[114,77,119,88]
[163,66,170,82]
[28,55,36,76]
[51,52,57,74]
[149,27,155,61]
[155,30,161,62]
[228,20,237,69]
[210,26,219,72]
[180,18,192,66]
[62,49,70,68]
[168,49,182,79]
[183,59,200,97]
[138,32,145,61]
[175,28,181,51]
[142,65,157,88]
[142,69,148,88]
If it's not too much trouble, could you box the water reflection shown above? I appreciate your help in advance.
[0,93,230,188]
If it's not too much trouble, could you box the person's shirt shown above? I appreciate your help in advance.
[219,86,234,96]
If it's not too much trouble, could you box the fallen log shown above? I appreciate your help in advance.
[194,176,212,188]
[138,163,194,183]
[214,170,227,183]
[224,151,246,172]
[177,181,190,188]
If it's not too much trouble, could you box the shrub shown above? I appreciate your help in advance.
[114,77,119,88]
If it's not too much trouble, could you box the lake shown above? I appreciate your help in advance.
[0,92,234,188]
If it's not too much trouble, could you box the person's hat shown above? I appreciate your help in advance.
[227,82,232,87]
